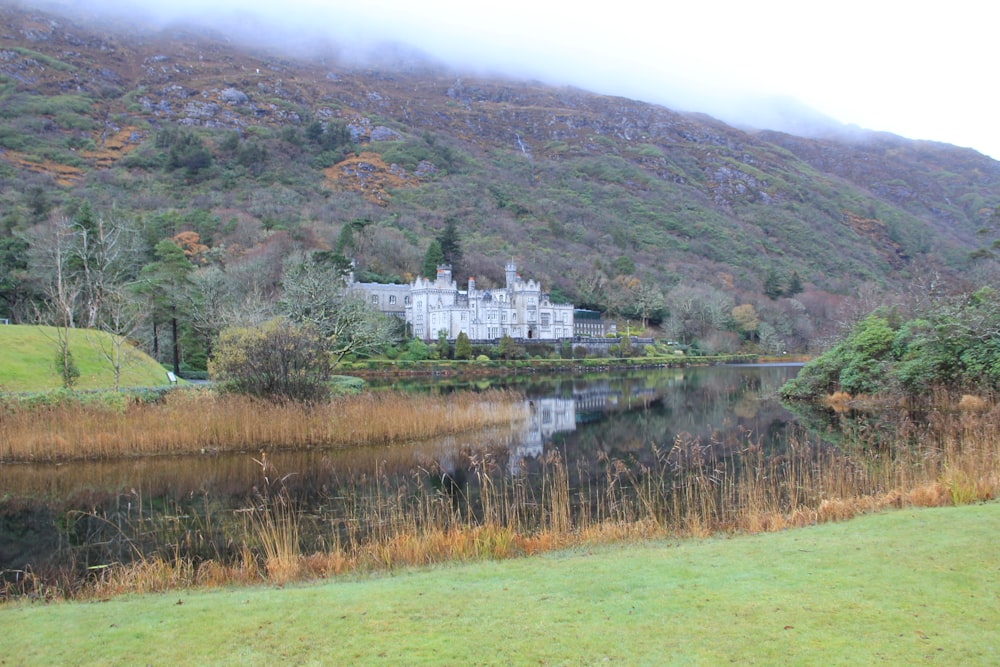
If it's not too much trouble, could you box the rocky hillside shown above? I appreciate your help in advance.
[2,1,999,350]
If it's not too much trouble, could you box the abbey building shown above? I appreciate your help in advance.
[351,261,575,342]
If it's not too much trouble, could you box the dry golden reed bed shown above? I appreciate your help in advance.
[81,400,1000,598]
[5,395,1000,600]
[0,388,525,461]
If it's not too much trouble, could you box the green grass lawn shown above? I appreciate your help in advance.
[0,324,170,392]
[4,503,998,665]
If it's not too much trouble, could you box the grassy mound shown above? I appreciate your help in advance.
[0,324,171,392]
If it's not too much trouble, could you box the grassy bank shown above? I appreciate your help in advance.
[0,324,170,392]
[3,502,997,665]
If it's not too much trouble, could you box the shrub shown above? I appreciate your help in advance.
[210,318,331,402]
[398,338,430,362]
[783,289,1000,401]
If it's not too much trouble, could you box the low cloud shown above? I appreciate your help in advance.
[18,0,1000,158]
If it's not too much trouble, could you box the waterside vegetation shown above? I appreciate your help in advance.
[781,286,1000,404]
[0,388,524,462]
[4,394,997,601]
[4,503,997,665]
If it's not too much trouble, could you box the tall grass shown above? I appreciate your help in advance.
[5,403,1000,602]
[246,453,303,584]
[0,388,526,461]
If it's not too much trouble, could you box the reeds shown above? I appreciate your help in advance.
[235,452,303,584]
[0,388,525,461]
[6,401,1000,602]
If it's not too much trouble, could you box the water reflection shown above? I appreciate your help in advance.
[512,398,576,474]
[1,365,802,579]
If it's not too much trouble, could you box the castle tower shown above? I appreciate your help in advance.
[505,261,517,288]
[436,264,452,285]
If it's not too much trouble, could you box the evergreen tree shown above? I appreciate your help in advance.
[437,218,463,276]
[787,271,803,297]
[498,334,516,360]
[422,240,445,278]
[0,236,31,321]
[763,269,784,300]
[435,329,450,359]
[455,331,472,360]
[139,239,194,375]
[335,223,355,257]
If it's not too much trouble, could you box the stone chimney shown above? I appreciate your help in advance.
[468,276,476,292]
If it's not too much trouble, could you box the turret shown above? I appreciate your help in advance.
[436,264,452,285]
[505,261,517,288]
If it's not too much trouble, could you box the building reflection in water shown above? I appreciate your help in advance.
[509,398,576,474]
[507,381,664,473]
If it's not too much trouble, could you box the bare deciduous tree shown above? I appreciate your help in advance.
[279,252,400,366]
[87,285,150,391]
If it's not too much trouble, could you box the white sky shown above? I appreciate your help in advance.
[47,0,1000,158]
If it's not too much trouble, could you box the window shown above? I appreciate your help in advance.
[371,295,379,305]
[541,313,551,326]
[389,295,397,305]
[405,296,412,305]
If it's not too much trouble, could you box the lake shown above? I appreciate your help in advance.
[0,364,806,586]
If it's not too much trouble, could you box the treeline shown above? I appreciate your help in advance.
[2,191,850,389]
[781,286,1000,402]
[0,199,401,388]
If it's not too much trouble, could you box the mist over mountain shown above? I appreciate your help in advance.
[2,0,999,353]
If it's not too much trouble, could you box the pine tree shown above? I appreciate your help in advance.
[437,218,463,276]
[763,269,784,300]
[422,240,444,278]
[787,271,803,296]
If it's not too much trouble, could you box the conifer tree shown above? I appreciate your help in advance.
[455,331,472,360]
[437,218,463,276]
[422,240,444,279]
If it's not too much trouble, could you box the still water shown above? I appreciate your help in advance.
[1,364,803,578]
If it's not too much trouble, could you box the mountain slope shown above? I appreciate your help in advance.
[2,1,999,350]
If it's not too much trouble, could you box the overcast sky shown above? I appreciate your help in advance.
[38,0,1000,159]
